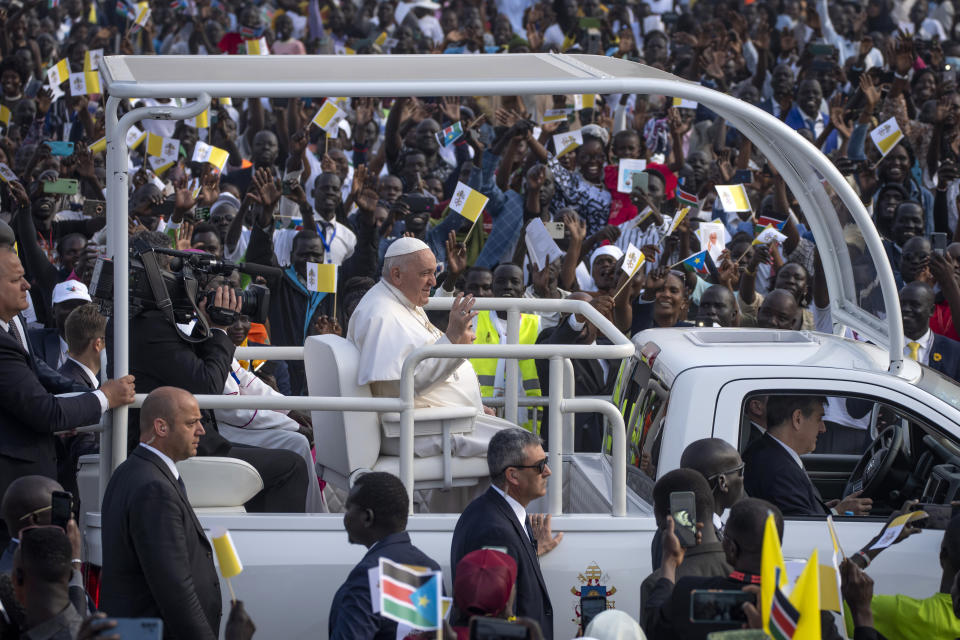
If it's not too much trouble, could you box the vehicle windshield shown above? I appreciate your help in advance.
[917,365,960,412]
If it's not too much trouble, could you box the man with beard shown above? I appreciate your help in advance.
[785,79,839,154]
[900,281,960,381]
[470,263,542,431]
[245,170,334,395]
[695,285,739,327]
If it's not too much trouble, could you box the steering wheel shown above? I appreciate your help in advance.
[843,424,904,500]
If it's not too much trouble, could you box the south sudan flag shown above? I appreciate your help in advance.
[379,557,441,630]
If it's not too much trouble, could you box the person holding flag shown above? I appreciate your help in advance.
[329,472,441,640]
[644,497,786,640]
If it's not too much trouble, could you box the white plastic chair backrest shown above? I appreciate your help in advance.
[304,334,381,475]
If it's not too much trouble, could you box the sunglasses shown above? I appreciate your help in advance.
[505,456,549,475]
[707,462,745,484]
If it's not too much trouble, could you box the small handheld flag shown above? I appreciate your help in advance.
[613,243,646,299]
[715,183,751,212]
[756,215,786,230]
[789,551,820,640]
[672,97,698,110]
[305,262,337,293]
[46,59,70,88]
[436,121,463,147]
[245,37,270,55]
[677,250,711,277]
[870,117,904,158]
[761,513,788,635]
[126,125,146,150]
[666,207,690,236]
[769,582,800,640]
[0,105,9,127]
[89,137,107,153]
[676,187,698,208]
[541,108,571,124]
[129,4,151,33]
[573,94,596,111]
[312,99,348,134]
[449,181,489,224]
[553,130,582,157]
[192,140,230,173]
[379,558,442,631]
[0,164,19,183]
[210,526,242,602]
[753,224,787,246]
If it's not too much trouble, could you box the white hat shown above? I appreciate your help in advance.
[385,237,431,258]
[52,280,92,305]
[590,245,624,271]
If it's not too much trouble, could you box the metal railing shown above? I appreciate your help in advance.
[109,298,634,516]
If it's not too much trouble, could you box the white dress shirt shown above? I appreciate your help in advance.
[139,443,180,480]
[491,484,530,540]
[0,317,109,413]
[904,329,934,366]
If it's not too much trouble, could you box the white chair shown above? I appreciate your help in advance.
[176,457,263,513]
[77,454,263,516]
[304,334,486,490]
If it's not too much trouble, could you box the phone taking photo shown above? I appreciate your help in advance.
[51,491,72,530]
[689,589,756,624]
[670,491,698,547]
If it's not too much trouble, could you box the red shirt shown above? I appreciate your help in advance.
[604,164,636,226]
[930,300,960,341]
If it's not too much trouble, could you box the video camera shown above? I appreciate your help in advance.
[89,237,271,342]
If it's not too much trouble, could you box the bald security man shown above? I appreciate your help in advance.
[100,387,223,640]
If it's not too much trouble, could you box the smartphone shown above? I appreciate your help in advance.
[662,11,679,23]
[282,178,298,196]
[83,199,106,217]
[470,617,530,639]
[580,593,607,630]
[807,42,836,57]
[915,503,959,529]
[110,618,163,639]
[689,589,756,624]
[195,206,210,222]
[43,178,79,195]
[670,490,698,547]
[51,491,72,529]
[153,200,175,217]
[932,232,948,257]
[631,171,649,195]
[579,16,602,29]
[401,193,434,214]
[44,141,75,156]
[545,221,565,240]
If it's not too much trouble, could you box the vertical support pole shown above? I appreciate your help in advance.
[105,96,130,475]
[548,356,563,516]
[504,308,520,426]
[562,359,575,454]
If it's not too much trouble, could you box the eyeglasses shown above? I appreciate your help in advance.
[18,505,51,522]
[505,456,549,475]
[707,463,745,484]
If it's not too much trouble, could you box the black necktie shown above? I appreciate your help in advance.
[6,321,24,353]
[525,519,537,551]
[176,475,188,497]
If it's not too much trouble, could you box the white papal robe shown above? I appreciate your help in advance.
[347,279,508,458]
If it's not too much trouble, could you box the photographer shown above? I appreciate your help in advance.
[127,233,308,513]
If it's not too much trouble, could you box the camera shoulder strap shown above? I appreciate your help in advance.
[139,249,209,343]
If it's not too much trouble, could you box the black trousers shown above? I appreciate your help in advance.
[226,444,309,513]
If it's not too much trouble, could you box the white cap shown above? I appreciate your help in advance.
[590,245,624,271]
[385,237,431,258]
[52,280,92,305]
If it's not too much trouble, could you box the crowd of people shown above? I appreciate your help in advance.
[0,0,958,634]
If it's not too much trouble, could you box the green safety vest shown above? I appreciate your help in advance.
[471,310,542,431]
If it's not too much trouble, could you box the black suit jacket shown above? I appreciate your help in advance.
[28,326,61,370]
[58,358,96,389]
[451,487,553,639]
[328,532,441,640]
[100,447,221,640]
[126,310,236,455]
[929,334,960,381]
[743,432,826,516]
[0,323,101,466]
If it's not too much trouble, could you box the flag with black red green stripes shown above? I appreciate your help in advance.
[378,557,441,630]
[770,584,800,640]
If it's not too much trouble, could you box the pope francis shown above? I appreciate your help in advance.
[346,237,509,460]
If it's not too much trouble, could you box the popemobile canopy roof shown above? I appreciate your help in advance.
[100,53,691,98]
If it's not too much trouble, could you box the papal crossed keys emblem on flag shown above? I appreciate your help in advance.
[164,143,176,156]
[72,78,83,91]
[879,124,890,136]
[562,135,575,147]
[453,192,466,207]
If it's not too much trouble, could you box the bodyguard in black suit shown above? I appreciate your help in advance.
[329,472,441,640]
[101,387,222,640]
[451,429,561,639]
[0,247,134,545]
[743,395,872,517]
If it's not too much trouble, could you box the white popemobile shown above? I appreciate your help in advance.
[71,53,960,639]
